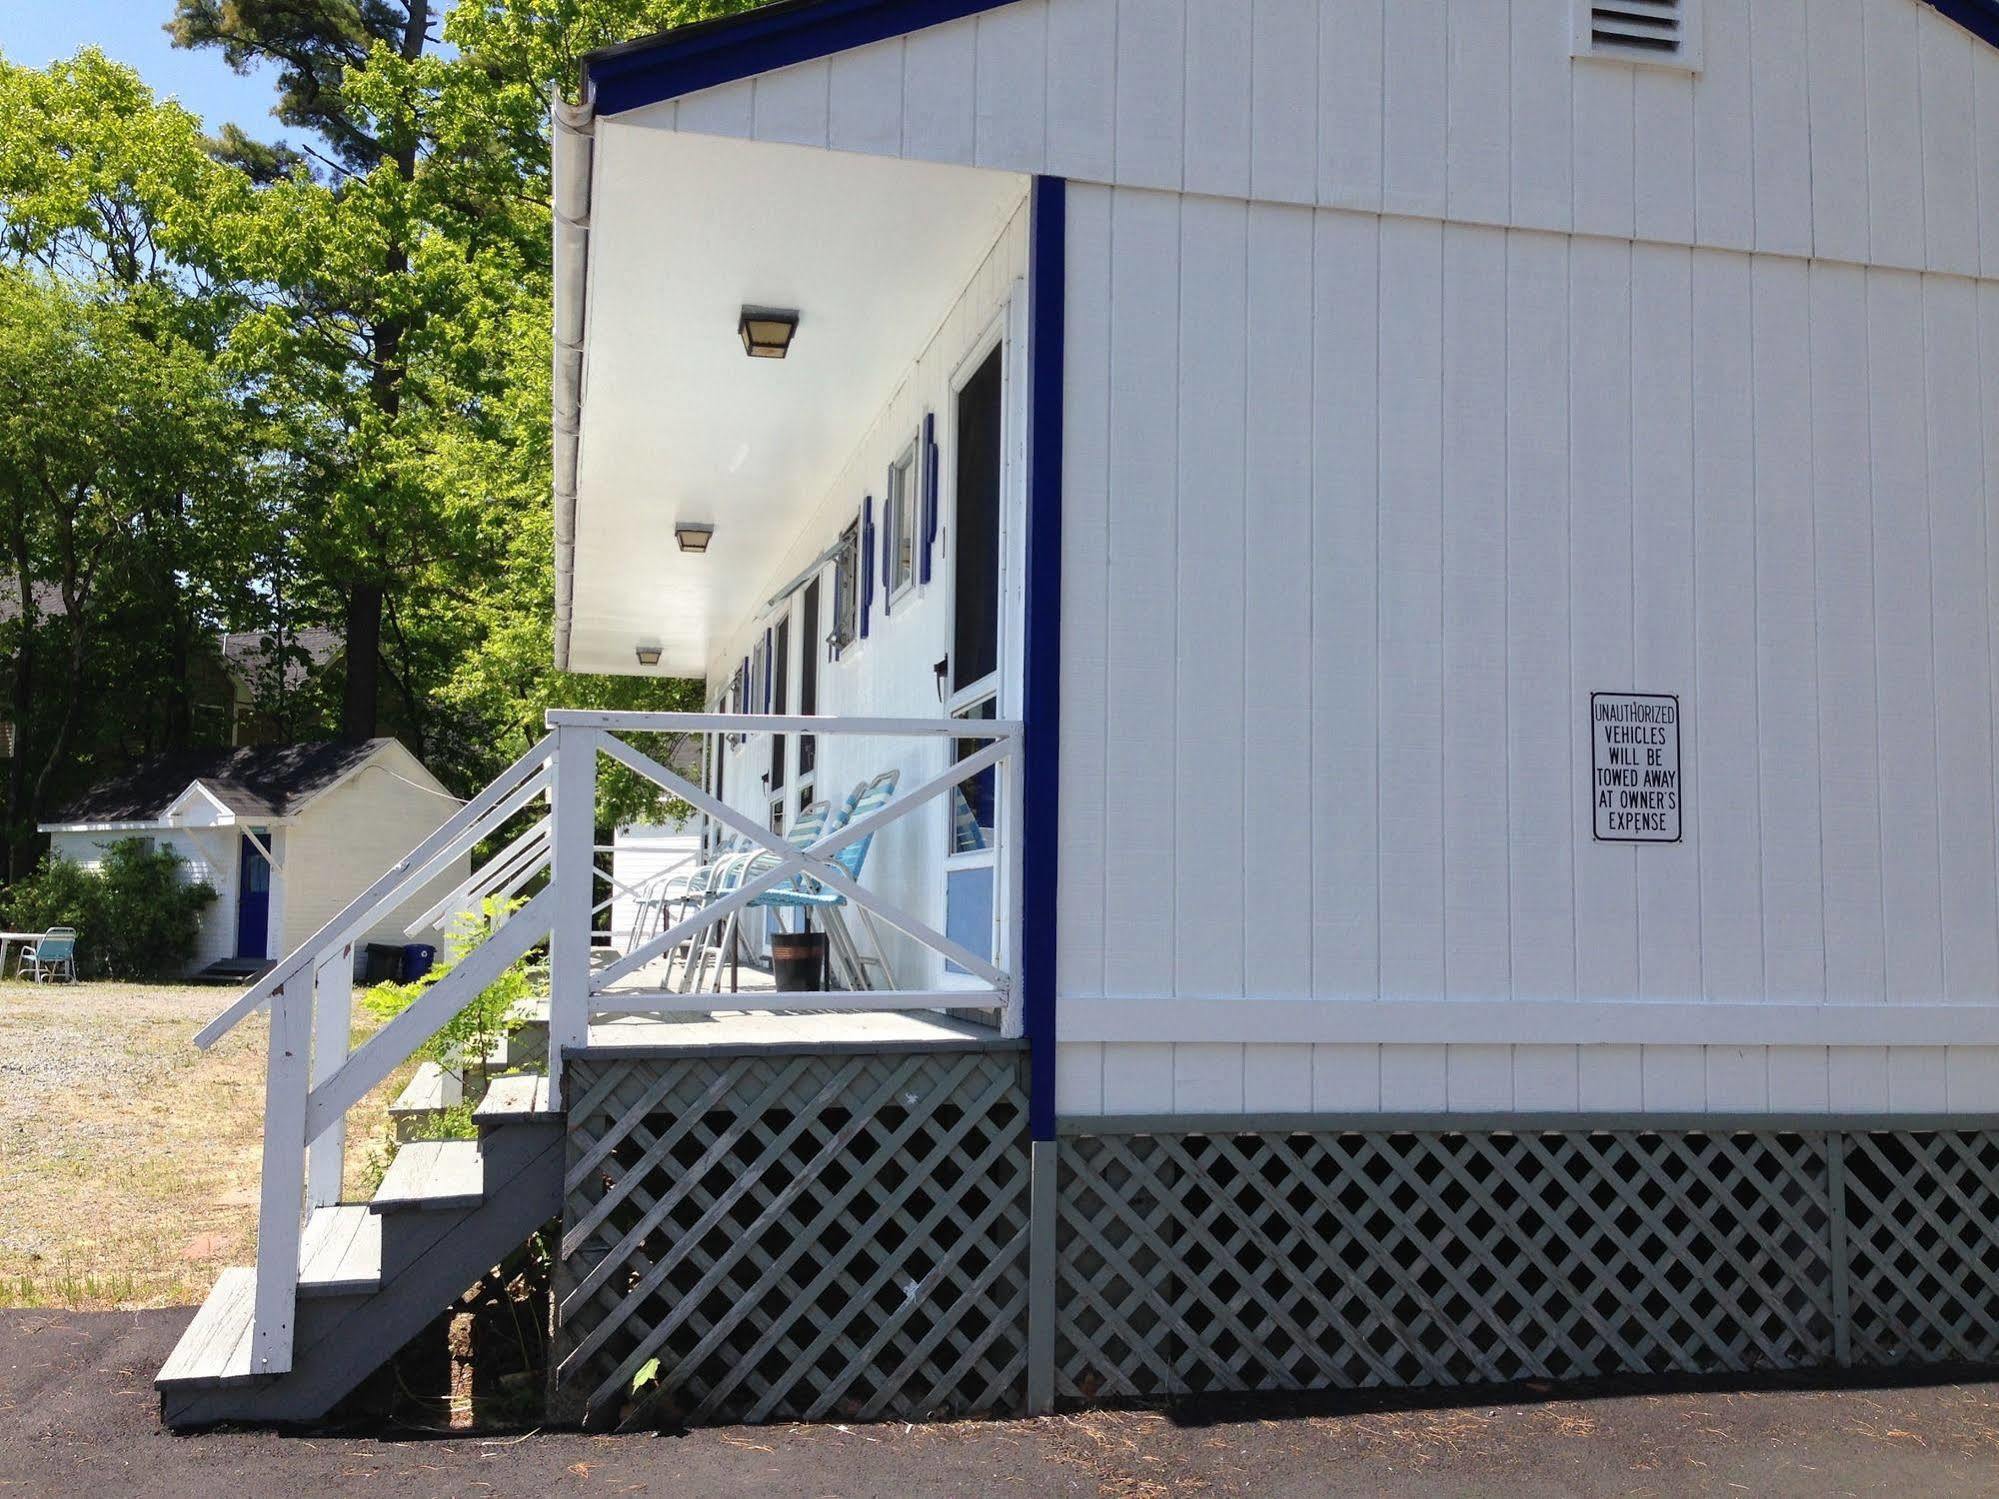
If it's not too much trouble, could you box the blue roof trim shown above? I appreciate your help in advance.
[587,0,1025,116]
[1926,0,1999,48]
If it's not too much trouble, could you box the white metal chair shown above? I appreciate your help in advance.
[22,926,78,983]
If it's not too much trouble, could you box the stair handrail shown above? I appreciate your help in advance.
[194,732,557,1051]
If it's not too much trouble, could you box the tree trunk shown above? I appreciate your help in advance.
[5,569,32,882]
[342,581,383,741]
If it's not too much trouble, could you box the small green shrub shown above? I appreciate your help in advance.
[363,895,537,1074]
[4,839,216,979]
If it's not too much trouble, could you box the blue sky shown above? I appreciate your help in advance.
[0,2,284,139]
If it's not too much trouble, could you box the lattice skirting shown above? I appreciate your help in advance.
[1055,1124,1999,1401]
[552,1046,1032,1426]
[552,1074,1999,1424]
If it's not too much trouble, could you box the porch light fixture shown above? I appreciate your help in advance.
[675,521,715,554]
[635,644,662,668]
[739,306,799,359]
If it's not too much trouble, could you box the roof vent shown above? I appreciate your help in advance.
[1573,0,1699,70]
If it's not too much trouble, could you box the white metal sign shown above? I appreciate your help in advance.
[1591,692,1681,843]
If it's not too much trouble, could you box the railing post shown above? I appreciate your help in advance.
[251,968,311,1373]
[547,723,600,1106]
[1001,733,1027,1037]
[304,944,352,1208]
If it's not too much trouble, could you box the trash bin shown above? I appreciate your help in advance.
[362,943,404,984]
[401,943,437,982]
[770,931,829,992]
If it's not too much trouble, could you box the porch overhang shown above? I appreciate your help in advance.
[551,96,1027,681]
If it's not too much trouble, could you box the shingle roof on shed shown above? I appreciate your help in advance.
[44,739,396,827]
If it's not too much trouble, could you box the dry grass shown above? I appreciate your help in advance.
[0,978,410,1311]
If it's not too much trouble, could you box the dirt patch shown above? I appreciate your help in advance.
[0,979,408,1310]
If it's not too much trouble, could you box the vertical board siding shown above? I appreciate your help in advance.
[1869,270,1947,1003]
[1923,277,1999,1002]
[1750,256,1826,1001]
[1310,210,1381,1003]
[1057,184,1113,1003]
[1182,1,1253,198]
[1243,203,1316,1001]
[1440,224,1511,1001]
[1064,188,1999,1113]
[1568,237,1638,1006]
[1630,243,1700,1002]
[1375,217,1446,1002]
[1172,197,1248,1000]
[649,0,1999,278]
[1101,188,1180,999]
[1811,263,1889,1006]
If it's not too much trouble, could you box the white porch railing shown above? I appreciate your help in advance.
[189,710,1022,1376]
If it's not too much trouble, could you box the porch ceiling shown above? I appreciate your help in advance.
[568,123,1027,679]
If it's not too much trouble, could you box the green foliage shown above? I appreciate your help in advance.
[0,2,773,878]
[3,838,216,980]
[362,894,539,1070]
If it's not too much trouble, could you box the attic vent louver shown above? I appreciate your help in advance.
[1573,0,1700,71]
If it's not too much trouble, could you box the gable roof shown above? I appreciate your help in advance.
[220,626,343,694]
[43,739,398,828]
[582,0,1999,115]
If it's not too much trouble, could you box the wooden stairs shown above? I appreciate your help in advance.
[156,1073,563,1428]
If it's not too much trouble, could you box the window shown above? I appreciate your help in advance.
[953,346,1003,693]
[799,578,819,777]
[769,615,789,792]
[949,697,998,856]
[1572,0,1698,69]
[828,520,860,654]
[885,439,918,605]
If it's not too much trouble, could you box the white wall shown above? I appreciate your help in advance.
[624,0,1999,1112]
[282,749,468,967]
[49,826,247,973]
[639,0,1999,283]
[609,827,701,950]
[1056,184,1999,1116]
[704,194,1029,992]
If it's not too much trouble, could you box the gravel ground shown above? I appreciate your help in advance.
[0,979,398,1310]
[7,1309,1999,1497]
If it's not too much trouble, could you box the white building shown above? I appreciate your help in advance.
[163,0,1999,1429]
[43,738,465,978]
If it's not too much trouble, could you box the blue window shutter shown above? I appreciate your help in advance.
[860,496,874,639]
[763,628,773,712]
[882,466,896,617]
[920,411,938,586]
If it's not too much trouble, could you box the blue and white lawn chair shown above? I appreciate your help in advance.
[22,926,77,983]
[749,770,901,991]
[679,800,835,993]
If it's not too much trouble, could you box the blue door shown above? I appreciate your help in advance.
[236,835,271,960]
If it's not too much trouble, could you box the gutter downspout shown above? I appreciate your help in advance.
[551,90,595,674]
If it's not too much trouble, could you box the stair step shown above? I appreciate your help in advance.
[296,1205,383,1297]
[157,1267,270,1388]
[475,1072,559,1128]
[389,1060,462,1117]
[370,1140,485,1213]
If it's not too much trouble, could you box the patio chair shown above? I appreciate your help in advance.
[22,926,78,983]
[749,770,901,991]
[677,801,835,993]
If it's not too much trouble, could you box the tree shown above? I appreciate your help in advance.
[0,271,242,873]
[0,51,262,873]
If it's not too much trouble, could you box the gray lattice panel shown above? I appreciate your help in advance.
[554,1049,1032,1426]
[1055,1127,1837,1400]
[1839,1130,1999,1365]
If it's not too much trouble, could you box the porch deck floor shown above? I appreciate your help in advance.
[581,1008,998,1053]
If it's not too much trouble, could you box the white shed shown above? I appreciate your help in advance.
[41,738,467,978]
